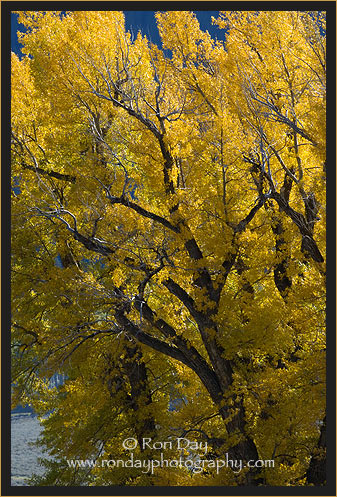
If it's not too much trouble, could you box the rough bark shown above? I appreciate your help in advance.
[122,343,157,448]
[306,416,326,485]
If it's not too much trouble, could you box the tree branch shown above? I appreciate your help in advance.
[114,309,193,369]
[115,307,226,409]
[234,196,267,233]
[163,278,202,323]
[21,163,76,183]
[106,193,180,233]
[271,192,324,263]
[34,208,114,256]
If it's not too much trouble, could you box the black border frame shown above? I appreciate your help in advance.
[2,2,336,495]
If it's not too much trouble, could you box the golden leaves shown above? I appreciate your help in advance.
[11,10,326,486]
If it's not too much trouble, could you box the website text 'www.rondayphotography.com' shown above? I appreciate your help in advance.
[66,453,275,475]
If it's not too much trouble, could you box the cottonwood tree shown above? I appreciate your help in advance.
[11,10,326,486]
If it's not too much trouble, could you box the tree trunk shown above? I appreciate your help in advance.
[306,416,326,485]
[122,343,157,448]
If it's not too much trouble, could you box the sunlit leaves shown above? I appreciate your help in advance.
[11,10,326,486]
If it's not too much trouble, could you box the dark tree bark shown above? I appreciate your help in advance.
[306,416,326,485]
[122,343,157,448]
